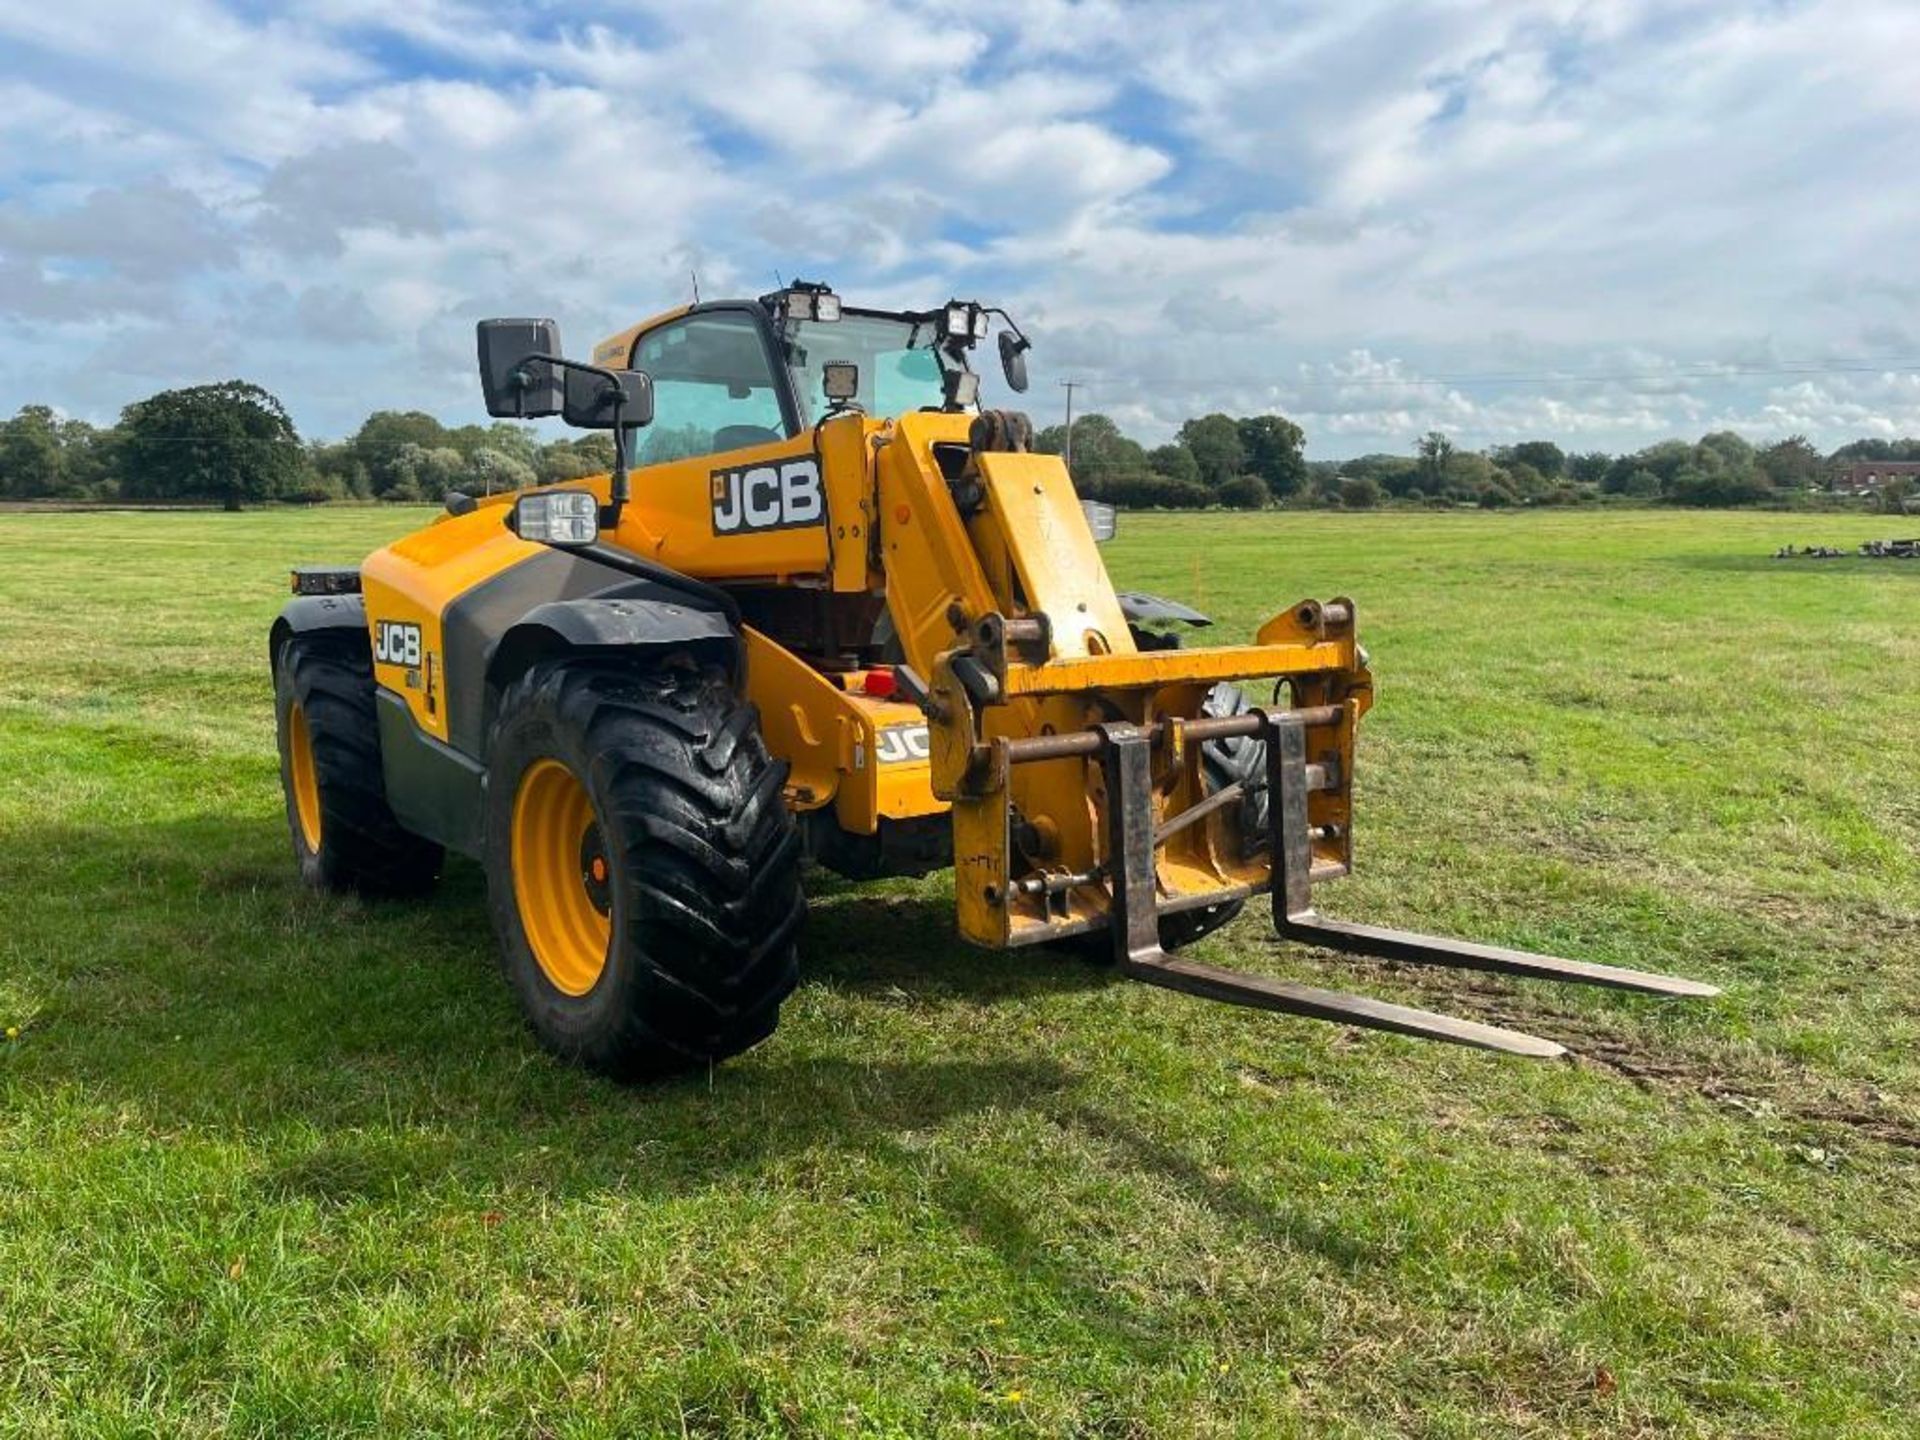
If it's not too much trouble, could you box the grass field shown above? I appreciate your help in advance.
[1,506,1917,1437]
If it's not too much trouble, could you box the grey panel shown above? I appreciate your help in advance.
[1114,590,1212,627]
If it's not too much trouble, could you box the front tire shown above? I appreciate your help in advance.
[274,631,444,896]
[484,658,804,1079]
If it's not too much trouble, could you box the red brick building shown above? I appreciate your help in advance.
[1831,460,1920,494]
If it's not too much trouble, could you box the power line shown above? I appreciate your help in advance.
[1247,358,1920,396]
[1058,379,1082,467]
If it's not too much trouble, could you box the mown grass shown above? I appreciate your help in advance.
[1,506,1916,1438]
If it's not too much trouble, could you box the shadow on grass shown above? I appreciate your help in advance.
[800,886,1112,1004]
[6,813,1399,1333]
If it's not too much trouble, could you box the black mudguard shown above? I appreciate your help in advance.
[486,596,741,704]
[269,593,367,668]
[374,594,742,860]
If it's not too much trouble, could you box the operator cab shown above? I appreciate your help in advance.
[576,283,1030,466]
[472,285,1036,670]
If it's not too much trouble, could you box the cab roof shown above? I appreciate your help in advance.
[590,304,694,370]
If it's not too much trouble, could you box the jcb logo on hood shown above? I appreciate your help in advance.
[875,724,930,765]
[711,458,823,534]
[374,620,422,668]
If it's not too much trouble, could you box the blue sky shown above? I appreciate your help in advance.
[2,0,1918,457]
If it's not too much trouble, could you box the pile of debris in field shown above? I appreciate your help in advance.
[1775,538,1919,560]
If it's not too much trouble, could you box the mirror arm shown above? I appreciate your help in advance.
[986,307,1028,347]
[514,352,634,525]
[608,399,629,527]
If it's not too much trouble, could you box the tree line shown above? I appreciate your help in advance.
[1328,431,1912,511]
[1,379,1914,512]
[0,384,615,510]
[1054,419,1916,512]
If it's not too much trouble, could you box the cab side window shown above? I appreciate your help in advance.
[631,311,788,465]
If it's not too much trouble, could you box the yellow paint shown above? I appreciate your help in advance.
[743,628,940,833]
[286,701,322,852]
[609,435,830,580]
[816,411,885,593]
[361,499,550,741]
[592,304,692,367]
[510,758,610,996]
[875,411,1001,677]
[975,451,1133,658]
[1001,638,1354,697]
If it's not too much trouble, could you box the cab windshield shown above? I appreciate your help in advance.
[783,311,948,423]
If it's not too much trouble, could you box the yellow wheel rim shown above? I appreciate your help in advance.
[287,700,323,853]
[511,758,612,996]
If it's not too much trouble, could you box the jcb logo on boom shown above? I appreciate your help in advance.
[711,458,824,535]
[374,620,422,668]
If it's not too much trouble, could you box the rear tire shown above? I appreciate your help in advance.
[274,631,444,897]
[484,658,805,1079]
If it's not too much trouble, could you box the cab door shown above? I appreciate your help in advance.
[607,305,832,582]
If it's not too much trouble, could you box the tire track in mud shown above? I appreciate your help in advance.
[1311,957,1920,1154]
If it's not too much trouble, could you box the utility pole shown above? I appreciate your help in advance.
[1058,379,1082,470]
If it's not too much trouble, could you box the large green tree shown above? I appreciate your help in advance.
[1341,453,1420,497]
[57,416,115,496]
[1567,450,1612,486]
[539,434,617,484]
[1759,435,1822,489]
[0,406,65,499]
[1498,440,1566,478]
[350,410,451,495]
[118,382,305,510]
[1147,443,1200,485]
[1696,430,1757,474]
[1415,431,1455,493]
[1176,413,1243,489]
[1497,460,1552,501]
[1607,439,1693,492]
[1830,437,1920,462]
[1235,413,1307,497]
[1034,413,1146,495]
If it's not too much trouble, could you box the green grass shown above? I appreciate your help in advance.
[2,507,1917,1437]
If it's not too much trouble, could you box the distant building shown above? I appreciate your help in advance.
[1831,460,1920,495]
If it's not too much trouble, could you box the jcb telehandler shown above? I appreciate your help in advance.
[271,282,1714,1077]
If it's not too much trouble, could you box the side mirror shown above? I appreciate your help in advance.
[562,367,653,429]
[998,330,1030,394]
[477,319,563,418]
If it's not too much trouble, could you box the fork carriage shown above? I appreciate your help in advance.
[924,588,1715,1058]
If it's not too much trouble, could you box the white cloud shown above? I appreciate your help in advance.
[0,0,1916,454]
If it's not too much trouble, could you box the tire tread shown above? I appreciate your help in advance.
[277,631,443,897]
[488,658,803,1078]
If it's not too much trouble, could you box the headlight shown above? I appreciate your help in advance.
[944,303,971,337]
[513,490,600,547]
